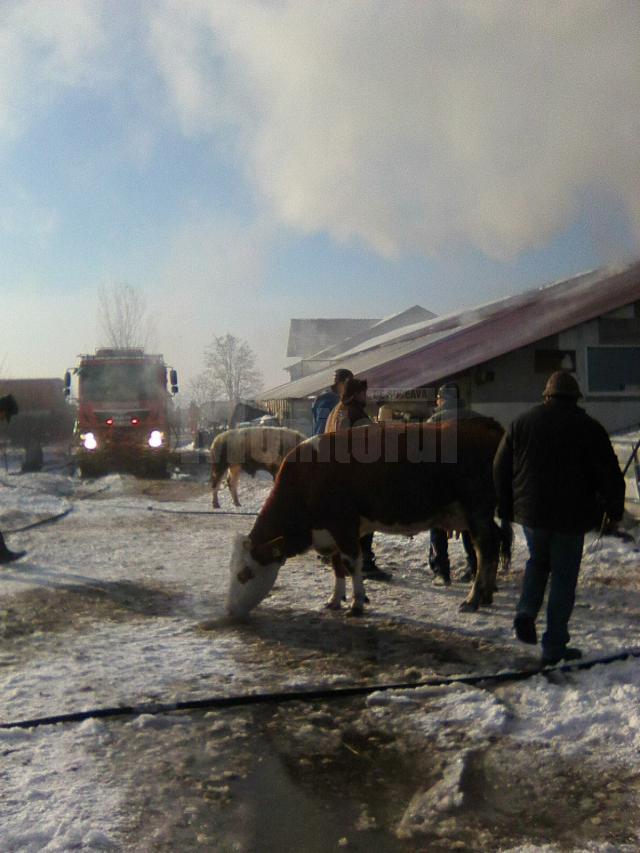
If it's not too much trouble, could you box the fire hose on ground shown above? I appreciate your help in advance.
[2,646,640,731]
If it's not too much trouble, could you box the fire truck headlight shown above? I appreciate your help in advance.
[82,432,98,450]
[148,430,164,448]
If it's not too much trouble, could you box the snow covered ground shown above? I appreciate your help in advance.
[1,468,639,851]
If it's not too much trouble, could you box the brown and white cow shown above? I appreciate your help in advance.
[211,426,307,508]
[227,418,511,618]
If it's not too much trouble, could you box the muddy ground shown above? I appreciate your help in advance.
[1,474,639,851]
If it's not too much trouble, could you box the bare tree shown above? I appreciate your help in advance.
[97,283,155,349]
[204,334,262,403]
[188,370,220,407]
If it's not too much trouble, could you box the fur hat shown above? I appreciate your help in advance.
[341,377,367,402]
[436,382,460,402]
[543,371,581,399]
[331,368,354,392]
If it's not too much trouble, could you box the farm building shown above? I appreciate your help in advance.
[258,261,640,440]
[0,378,74,445]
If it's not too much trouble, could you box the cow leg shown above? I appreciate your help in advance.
[211,466,227,509]
[346,552,367,617]
[227,466,242,507]
[333,536,366,617]
[325,553,347,610]
[460,519,500,612]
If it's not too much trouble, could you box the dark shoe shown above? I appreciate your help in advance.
[0,549,26,564]
[363,565,392,582]
[514,614,537,645]
[541,646,583,667]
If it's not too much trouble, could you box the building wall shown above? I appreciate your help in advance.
[261,398,314,435]
[467,304,640,433]
[268,300,640,437]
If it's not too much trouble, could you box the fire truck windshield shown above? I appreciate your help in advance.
[79,362,164,402]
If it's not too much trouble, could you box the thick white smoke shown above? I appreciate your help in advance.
[149,0,640,260]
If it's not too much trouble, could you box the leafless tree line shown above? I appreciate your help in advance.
[97,283,156,349]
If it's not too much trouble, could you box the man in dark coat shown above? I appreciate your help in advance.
[0,394,26,563]
[312,368,353,435]
[494,371,625,666]
[427,383,483,585]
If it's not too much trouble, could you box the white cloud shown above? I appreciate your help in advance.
[4,1,639,262]
[148,0,640,260]
[152,214,288,390]
[0,0,108,140]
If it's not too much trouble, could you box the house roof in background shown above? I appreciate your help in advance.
[299,305,435,362]
[260,260,640,401]
[285,318,380,358]
[0,378,66,411]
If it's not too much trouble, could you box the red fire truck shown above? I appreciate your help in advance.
[66,348,178,478]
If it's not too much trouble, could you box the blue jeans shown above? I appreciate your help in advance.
[518,527,584,658]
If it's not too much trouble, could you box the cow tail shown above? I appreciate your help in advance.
[499,517,512,574]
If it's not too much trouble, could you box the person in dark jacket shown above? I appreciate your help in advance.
[427,383,483,585]
[311,368,353,435]
[0,394,26,564]
[494,371,625,666]
[325,377,391,582]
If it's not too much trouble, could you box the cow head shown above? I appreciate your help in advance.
[226,534,285,618]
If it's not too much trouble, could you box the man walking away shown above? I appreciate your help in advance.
[312,368,353,435]
[427,383,482,585]
[0,394,27,563]
[494,371,625,666]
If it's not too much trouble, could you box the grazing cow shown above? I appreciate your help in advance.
[227,419,511,618]
[211,426,307,508]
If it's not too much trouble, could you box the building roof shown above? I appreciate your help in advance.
[285,318,380,358]
[260,261,640,401]
[299,305,435,362]
[0,378,67,411]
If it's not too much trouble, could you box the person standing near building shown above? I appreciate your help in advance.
[0,394,26,564]
[493,371,625,666]
[324,376,391,582]
[312,368,353,435]
[427,383,483,585]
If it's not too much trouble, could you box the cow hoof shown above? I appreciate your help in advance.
[347,605,364,617]
[324,600,342,610]
[459,599,479,613]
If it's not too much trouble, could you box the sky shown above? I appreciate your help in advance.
[2,0,640,395]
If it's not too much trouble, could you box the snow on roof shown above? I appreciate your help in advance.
[260,261,640,400]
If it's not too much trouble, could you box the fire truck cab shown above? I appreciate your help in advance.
[66,348,178,478]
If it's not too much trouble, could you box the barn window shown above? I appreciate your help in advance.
[534,349,576,373]
[587,347,640,393]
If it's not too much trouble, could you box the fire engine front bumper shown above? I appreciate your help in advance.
[74,437,171,477]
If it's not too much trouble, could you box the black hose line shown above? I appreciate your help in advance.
[147,506,259,517]
[5,507,74,534]
[2,646,639,731]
